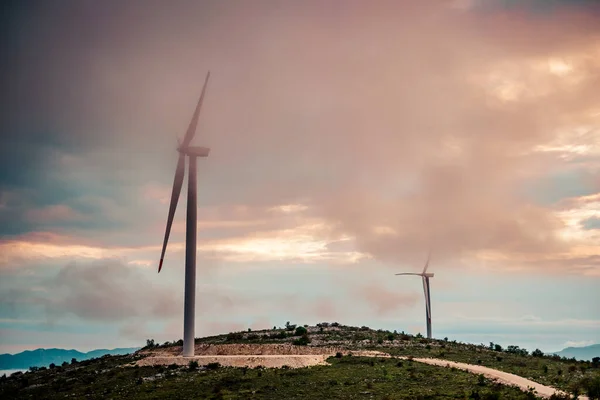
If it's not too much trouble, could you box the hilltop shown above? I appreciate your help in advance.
[1,323,599,399]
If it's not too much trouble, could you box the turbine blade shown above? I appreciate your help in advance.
[181,71,211,148]
[422,250,431,274]
[395,273,422,276]
[158,153,186,272]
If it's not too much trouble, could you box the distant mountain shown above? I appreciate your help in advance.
[0,347,139,370]
[553,344,600,361]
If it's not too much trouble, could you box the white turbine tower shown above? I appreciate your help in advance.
[396,252,434,339]
[158,71,211,357]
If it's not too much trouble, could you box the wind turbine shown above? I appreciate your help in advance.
[396,252,434,339]
[158,71,211,357]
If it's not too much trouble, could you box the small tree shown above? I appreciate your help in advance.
[294,326,307,336]
[71,358,77,364]
[49,363,56,369]
[532,349,544,357]
[592,357,600,369]
[146,339,155,348]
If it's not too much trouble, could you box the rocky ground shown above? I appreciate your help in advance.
[136,343,385,369]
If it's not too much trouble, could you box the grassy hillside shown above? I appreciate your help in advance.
[1,322,599,400]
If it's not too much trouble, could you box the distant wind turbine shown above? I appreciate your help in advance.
[158,71,211,357]
[396,252,434,339]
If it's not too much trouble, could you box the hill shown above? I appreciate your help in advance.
[554,344,600,362]
[1,323,599,399]
[0,347,139,369]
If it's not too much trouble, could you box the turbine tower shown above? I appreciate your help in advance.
[158,71,211,357]
[396,252,434,339]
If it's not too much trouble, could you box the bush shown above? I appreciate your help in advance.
[285,321,297,331]
[532,349,544,357]
[582,376,600,400]
[294,326,307,336]
[206,362,221,370]
[335,352,343,358]
[478,374,486,386]
[293,333,311,346]
[188,360,199,371]
[226,332,244,341]
[145,339,155,348]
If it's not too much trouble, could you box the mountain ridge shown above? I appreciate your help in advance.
[0,347,140,370]
[553,343,600,361]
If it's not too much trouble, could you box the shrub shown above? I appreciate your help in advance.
[496,356,503,362]
[188,360,199,371]
[532,349,544,357]
[145,339,155,348]
[206,362,221,370]
[478,374,486,386]
[49,363,56,369]
[71,358,77,364]
[335,352,343,358]
[226,332,244,341]
[582,376,600,400]
[294,326,307,336]
[293,333,311,346]
[568,365,577,373]
[285,321,297,331]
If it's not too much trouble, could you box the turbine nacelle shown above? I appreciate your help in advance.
[178,146,211,157]
[423,272,434,278]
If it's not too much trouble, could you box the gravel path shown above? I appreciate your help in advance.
[410,357,586,399]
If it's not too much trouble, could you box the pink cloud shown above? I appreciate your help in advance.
[26,205,85,224]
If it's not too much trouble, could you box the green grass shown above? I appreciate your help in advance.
[0,356,541,400]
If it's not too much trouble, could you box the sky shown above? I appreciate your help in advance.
[1,0,600,354]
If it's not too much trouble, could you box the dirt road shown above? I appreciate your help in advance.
[410,357,586,399]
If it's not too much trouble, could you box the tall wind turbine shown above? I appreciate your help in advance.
[158,71,211,357]
[396,252,434,339]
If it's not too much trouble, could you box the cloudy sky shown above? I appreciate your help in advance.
[1,0,600,354]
